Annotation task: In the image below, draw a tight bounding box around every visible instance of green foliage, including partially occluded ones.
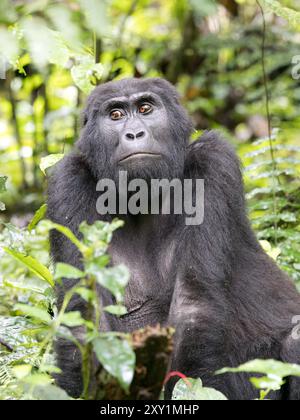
[40,155,64,175]
[0,218,134,400]
[172,378,228,400]
[218,359,300,400]
[243,130,300,287]
[262,0,300,29]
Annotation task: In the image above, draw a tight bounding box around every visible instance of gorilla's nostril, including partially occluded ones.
[136,131,145,139]
[125,132,135,140]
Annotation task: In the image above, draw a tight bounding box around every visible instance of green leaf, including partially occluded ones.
[40,154,64,175]
[78,0,111,37]
[21,17,71,69]
[30,384,73,400]
[217,359,300,378]
[250,376,284,392]
[54,263,85,280]
[28,204,48,231]
[39,221,88,255]
[75,287,96,302]
[0,28,19,64]
[2,247,54,287]
[60,311,86,328]
[104,305,128,316]
[71,55,103,94]
[172,378,228,400]
[14,304,52,324]
[93,335,135,392]
[80,219,123,254]
[89,264,130,303]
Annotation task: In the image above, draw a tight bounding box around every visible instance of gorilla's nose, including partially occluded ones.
[125,130,146,141]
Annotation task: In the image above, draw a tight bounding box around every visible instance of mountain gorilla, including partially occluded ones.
[47,78,300,400]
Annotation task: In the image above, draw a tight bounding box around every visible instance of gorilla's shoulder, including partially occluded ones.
[48,151,94,188]
[185,130,241,177]
[47,151,96,216]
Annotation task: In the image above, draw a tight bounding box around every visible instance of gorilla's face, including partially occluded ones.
[78,78,193,183]
[99,90,173,181]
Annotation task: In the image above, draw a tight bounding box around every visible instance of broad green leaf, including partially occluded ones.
[28,204,48,231]
[23,373,52,386]
[250,376,284,392]
[78,0,111,37]
[21,17,70,69]
[89,264,130,303]
[60,311,86,328]
[54,263,85,280]
[104,305,128,316]
[14,304,52,324]
[3,247,54,287]
[75,287,96,302]
[80,220,123,254]
[172,378,228,400]
[39,221,88,255]
[217,359,300,385]
[0,28,19,64]
[12,365,32,380]
[31,384,73,400]
[71,55,103,94]
[93,335,135,392]
[47,30,71,67]
[40,154,64,175]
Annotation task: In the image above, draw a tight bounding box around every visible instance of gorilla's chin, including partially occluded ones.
[116,155,184,184]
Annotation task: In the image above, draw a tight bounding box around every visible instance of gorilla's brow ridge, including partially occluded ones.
[102,91,161,111]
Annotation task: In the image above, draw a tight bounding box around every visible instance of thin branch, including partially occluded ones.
[256,0,279,243]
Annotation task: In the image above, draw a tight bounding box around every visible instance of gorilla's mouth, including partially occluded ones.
[119,152,162,163]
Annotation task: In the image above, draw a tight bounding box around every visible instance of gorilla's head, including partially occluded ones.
[77,78,193,183]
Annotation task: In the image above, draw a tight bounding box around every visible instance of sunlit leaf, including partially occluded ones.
[78,0,111,37]
[40,154,64,175]
[54,263,85,280]
[28,204,48,232]
[172,378,228,400]
[93,335,135,392]
[104,305,127,316]
[60,311,85,328]
[71,55,103,94]
[14,304,52,324]
[2,247,54,287]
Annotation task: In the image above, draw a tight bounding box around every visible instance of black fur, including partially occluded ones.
[47,78,300,400]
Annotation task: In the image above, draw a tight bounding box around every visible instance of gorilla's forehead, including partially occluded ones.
[87,78,180,107]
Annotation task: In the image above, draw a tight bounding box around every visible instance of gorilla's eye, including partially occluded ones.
[110,110,124,120]
[139,104,152,115]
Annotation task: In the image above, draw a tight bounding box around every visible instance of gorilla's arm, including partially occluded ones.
[47,152,98,397]
[168,131,300,400]
[168,132,254,397]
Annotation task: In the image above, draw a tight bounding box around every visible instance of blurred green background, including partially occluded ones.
[0,0,300,284]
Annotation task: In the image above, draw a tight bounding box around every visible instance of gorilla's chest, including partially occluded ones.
[103,238,175,332]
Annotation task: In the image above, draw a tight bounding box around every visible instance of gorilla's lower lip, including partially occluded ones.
[119,153,161,163]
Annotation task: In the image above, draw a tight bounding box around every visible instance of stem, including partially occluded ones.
[256,0,279,244]
[6,72,28,190]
